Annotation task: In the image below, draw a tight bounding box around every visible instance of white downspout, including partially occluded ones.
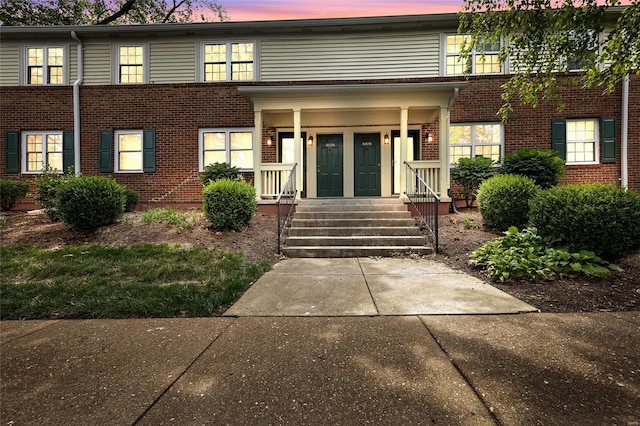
[621,75,629,189]
[71,31,83,174]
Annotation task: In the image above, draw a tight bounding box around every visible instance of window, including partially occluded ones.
[22,131,62,172]
[202,42,254,81]
[552,118,607,164]
[118,45,145,83]
[115,131,144,171]
[450,123,503,165]
[566,119,597,163]
[200,129,254,170]
[445,35,501,76]
[278,132,306,164]
[566,30,598,71]
[26,47,64,85]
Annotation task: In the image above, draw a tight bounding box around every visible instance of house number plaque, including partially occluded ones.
[362,142,372,146]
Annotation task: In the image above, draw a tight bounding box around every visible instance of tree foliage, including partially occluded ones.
[459,0,640,120]
[0,0,227,26]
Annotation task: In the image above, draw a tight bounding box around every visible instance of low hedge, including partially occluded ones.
[203,178,256,231]
[0,179,29,211]
[477,174,540,231]
[529,184,640,260]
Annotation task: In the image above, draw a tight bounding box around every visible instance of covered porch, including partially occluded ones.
[239,82,466,203]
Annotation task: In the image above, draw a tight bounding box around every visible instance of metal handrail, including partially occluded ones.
[404,161,440,253]
[275,163,297,254]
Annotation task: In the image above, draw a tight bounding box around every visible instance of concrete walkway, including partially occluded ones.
[225,257,537,316]
[1,258,639,425]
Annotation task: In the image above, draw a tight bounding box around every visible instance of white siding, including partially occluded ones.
[68,44,77,83]
[261,33,440,81]
[83,43,111,85]
[149,41,196,83]
[0,43,20,86]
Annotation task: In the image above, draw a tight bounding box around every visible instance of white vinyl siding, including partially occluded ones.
[260,33,439,81]
[0,43,20,86]
[149,41,196,83]
[84,43,112,85]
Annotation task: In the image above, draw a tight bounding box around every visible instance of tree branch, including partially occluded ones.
[95,0,138,25]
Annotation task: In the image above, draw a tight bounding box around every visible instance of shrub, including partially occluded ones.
[477,174,540,231]
[203,178,256,231]
[123,188,139,212]
[56,176,125,230]
[501,148,565,189]
[0,180,29,211]
[470,227,619,282]
[450,156,496,207]
[33,166,76,221]
[529,184,640,260]
[200,162,240,186]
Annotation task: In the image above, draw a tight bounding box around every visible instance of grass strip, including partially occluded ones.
[0,244,270,319]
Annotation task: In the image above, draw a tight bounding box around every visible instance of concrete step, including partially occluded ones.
[281,246,433,258]
[296,203,407,212]
[294,211,411,220]
[285,236,427,247]
[288,226,422,237]
[290,218,416,227]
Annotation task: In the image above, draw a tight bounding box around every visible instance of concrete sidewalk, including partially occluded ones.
[1,258,639,424]
[2,314,638,425]
[225,258,537,316]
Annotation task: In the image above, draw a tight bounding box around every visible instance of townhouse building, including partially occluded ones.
[1,11,637,210]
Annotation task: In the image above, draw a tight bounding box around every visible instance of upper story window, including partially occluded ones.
[445,35,501,76]
[450,123,503,165]
[22,131,63,173]
[26,47,65,85]
[566,30,598,71]
[199,129,254,170]
[118,45,145,83]
[202,42,254,82]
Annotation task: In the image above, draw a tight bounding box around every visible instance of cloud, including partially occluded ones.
[226,0,464,21]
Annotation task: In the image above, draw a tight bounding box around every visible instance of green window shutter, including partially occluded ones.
[143,130,156,172]
[99,130,113,173]
[5,131,19,174]
[601,117,616,163]
[62,131,75,172]
[551,119,567,161]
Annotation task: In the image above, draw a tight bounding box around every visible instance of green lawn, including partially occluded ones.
[0,244,270,319]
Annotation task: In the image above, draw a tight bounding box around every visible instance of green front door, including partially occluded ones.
[317,134,343,197]
[354,133,381,197]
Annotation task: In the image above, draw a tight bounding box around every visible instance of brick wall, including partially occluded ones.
[2,75,638,205]
[450,75,628,188]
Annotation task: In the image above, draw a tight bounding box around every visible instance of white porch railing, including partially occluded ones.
[261,163,296,199]
[405,160,442,196]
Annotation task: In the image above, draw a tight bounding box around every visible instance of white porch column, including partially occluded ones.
[253,109,263,201]
[439,106,450,200]
[293,108,302,194]
[399,107,409,196]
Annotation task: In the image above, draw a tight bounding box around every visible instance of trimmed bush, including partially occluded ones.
[123,188,139,212]
[200,162,240,186]
[501,148,565,189]
[450,156,496,207]
[529,184,640,260]
[33,167,76,221]
[0,180,29,211]
[477,174,540,231]
[56,176,125,230]
[203,178,256,231]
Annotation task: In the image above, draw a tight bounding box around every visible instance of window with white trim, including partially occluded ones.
[115,130,143,172]
[566,119,598,164]
[566,30,598,71]
[26,47,65,85]
[199,129,254,170]
[445,35,501,76]
[117,45,145,83]
[22,131,63,173]
[202,42,254,81]
[450,123,503,164]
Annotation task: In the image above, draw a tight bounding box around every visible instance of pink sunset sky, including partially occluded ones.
[224,0,466,21]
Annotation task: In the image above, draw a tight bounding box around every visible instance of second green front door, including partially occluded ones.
[354,133,381,197]
[317,134,344,197]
